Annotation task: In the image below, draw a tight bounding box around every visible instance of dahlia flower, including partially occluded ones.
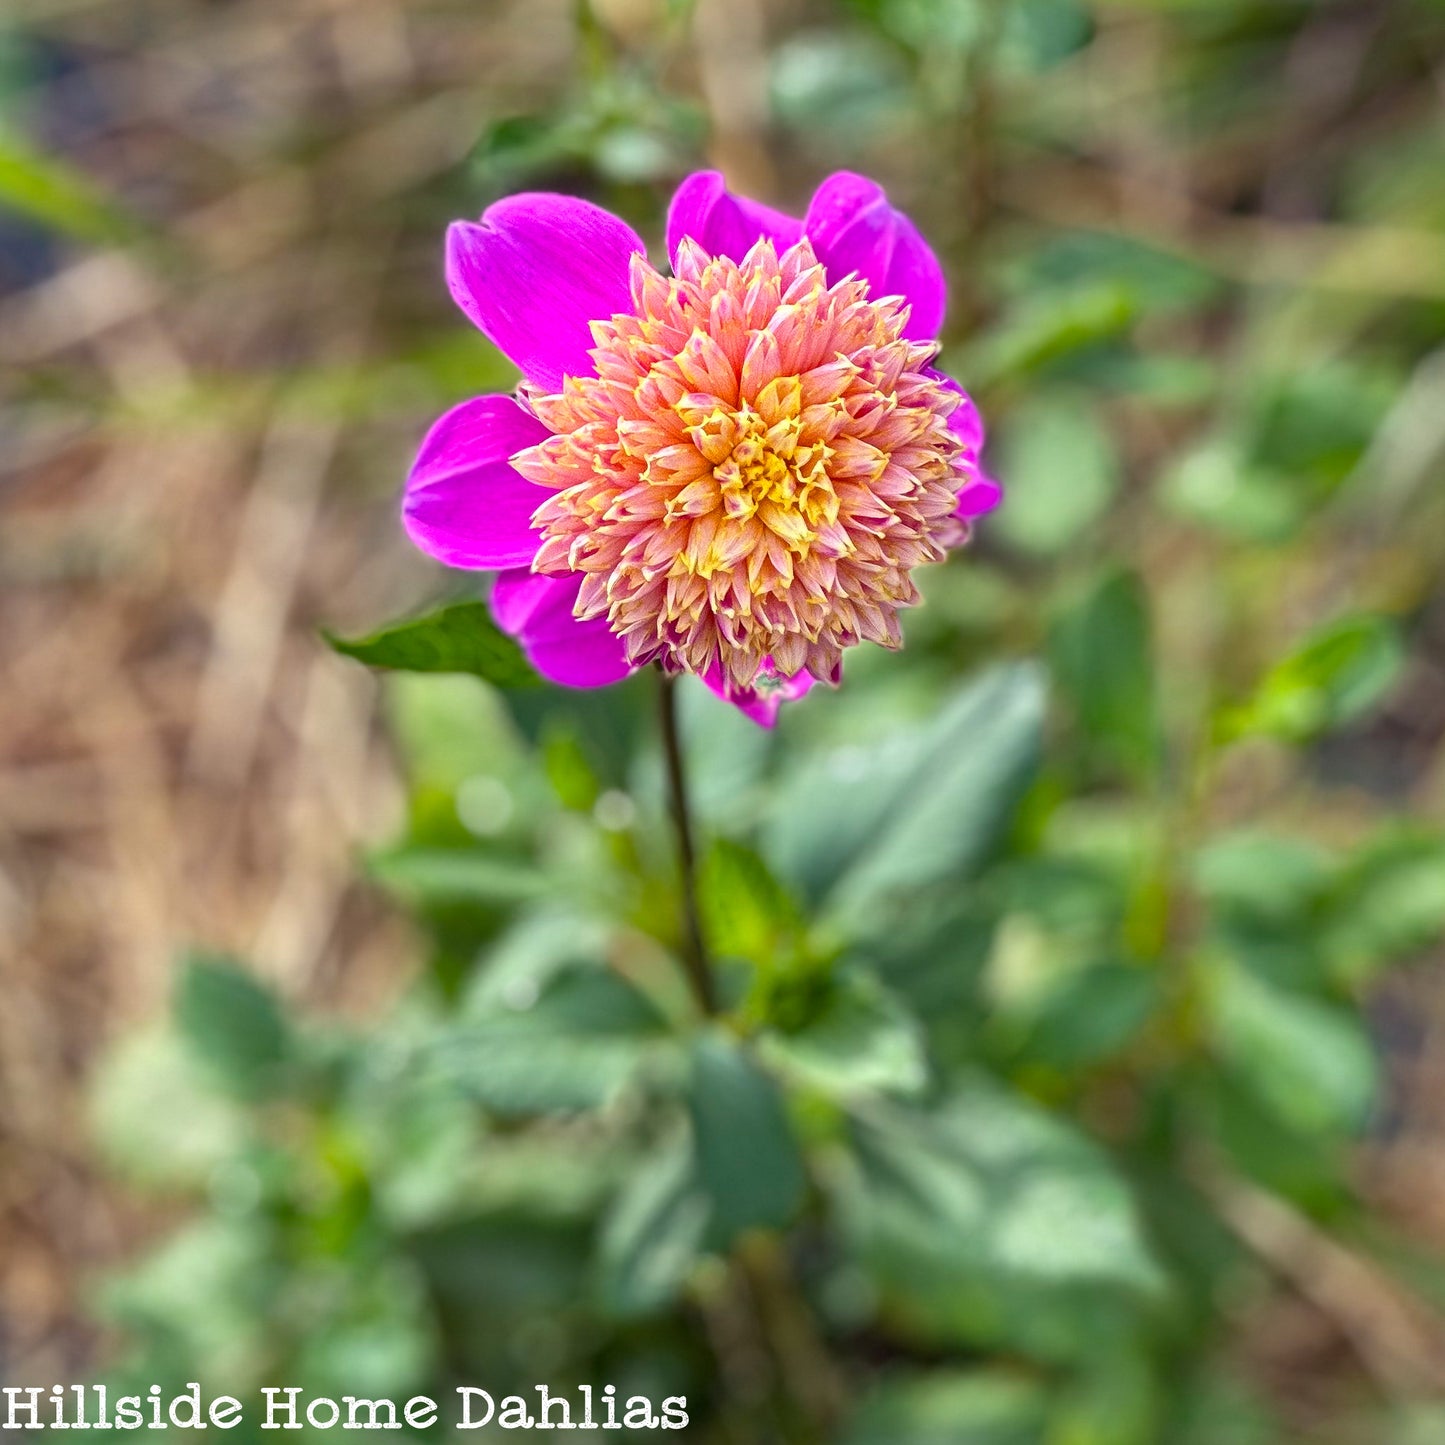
[403,170,999,726]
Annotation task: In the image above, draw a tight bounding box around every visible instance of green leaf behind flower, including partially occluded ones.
[1050,567,1160,784]
[325,601,539,688]
[764,664,1046,929]
[594,1134,709,1318]
[761,968,929,1099]
[688,1031,808,1245]
[174,955,291,1100]
[432,965,673,1117]
[841,1079,1166,1361]
[1204,962,1377,1137]
[842,1369,1049,1445]
[1222,613,1403,744]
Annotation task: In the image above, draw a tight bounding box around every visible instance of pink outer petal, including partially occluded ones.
[666,171,804,268]
[491,570,635,689]
[955,477,1004,521]
[803,172,946,342]
[403,395,552,569]
[929,368,1002,523]
[930,368,984,455]
[703,661,816,728]
[490,569,555,636]
[446,194,646,393]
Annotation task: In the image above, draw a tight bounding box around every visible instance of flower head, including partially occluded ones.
[403,171,999,724]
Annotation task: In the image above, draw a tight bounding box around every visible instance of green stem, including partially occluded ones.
[657,675,841,1432]
[657,670,717,1015]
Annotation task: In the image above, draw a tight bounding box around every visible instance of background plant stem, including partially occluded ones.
[658,669,717,1015]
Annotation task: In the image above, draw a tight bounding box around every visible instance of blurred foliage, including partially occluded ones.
[6,0,1444,1438]
[0,125,148,246]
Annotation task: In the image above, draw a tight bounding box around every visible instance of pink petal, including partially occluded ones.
[702,661,816,728]
[930,368,985,455]
[803,172,946,342]
[491,570,634,689]
[403,395,552,569]
[666,171,803,267]
[929,368,1001,522]
[446,194,646,393]
[955,477,1004,521]
[490,568,554,635]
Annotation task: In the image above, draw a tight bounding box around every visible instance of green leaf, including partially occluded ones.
[688,1032,807,1245]
[965,287,1138,389]
[679,675,775,827]
[1049,568,1159,783]
[97,1216,273,1365]
[761,969,928,1098]
[326,601,538,688]
[1002,961,1159,1071]
[409,1212,593,1349]
[1171,1369,1280,1445]
[594,1135,709,1318]
[842,1081,1165,1361]
[291,1264,435,1405]
[1049,1351,1160,1445]
[858,0,986,52]
[999,0,1094,71]
[697,838,804,966]
[770,30,912,137]
[367,846,551,907]
[1021,231,1220,315]
[470,112,583,191]
[90,1030,245,1189]
[1206,963,1377,1136]
[1224,614,1404,744]
[1198,1071,1349,1209]
[435,965,672,1116]
[0,127,147,244]
[1249,363,1393,493]
[764,665,1045,927]
[387,673,526,793]
[174,956,290,1099]
[1161,439,1304,544]
[1324,836,1445,983]
[861,892,997,1061]
[1191,832,1333,927]
[993,395,1121,554]
[842,1370,1049,1445]
[461,910,616,1013]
